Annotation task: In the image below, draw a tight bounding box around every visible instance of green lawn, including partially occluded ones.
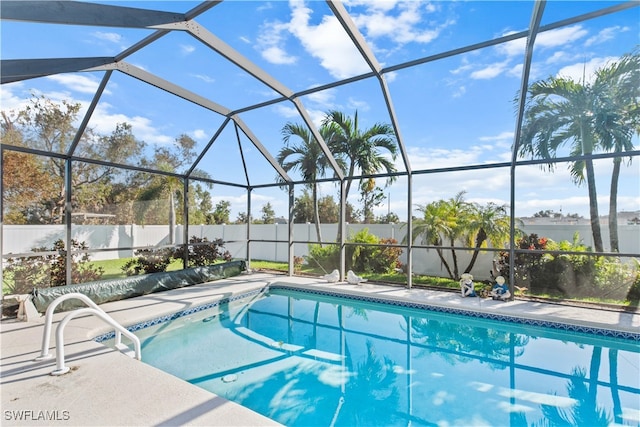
[93,257,183,280]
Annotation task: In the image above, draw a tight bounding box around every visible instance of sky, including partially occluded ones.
[1,0,639,222]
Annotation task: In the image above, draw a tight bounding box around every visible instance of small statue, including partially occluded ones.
[347,270,367,285]
[322,269,340,283]
[459,273,476,297]
[490,276,511,301]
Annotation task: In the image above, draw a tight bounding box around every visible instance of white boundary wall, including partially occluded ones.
[3,223,639,281]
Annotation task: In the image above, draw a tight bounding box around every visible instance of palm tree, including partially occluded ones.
[592,52,639,252]
[519,53,639,253]
[322,110,398,208]
[463,202,516,275]
[135,134,208,245]
[519,78,603,252]
[277,123,337,244]
[409,191,472,279]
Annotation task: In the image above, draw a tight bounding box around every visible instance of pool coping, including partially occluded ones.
[95,281,639,344]
[2,272,639,426]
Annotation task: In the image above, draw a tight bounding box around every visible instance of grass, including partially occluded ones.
[251,260,460,289]
[93,258,183,280]
[250,260,289,272]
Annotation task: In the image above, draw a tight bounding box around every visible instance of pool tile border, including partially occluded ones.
[94,288,265,342]
[277,285,640,342]
[94,283,639,343]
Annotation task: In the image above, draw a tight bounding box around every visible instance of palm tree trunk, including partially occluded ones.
[312,184,323,246]
[585,158,604,252]
[450,238,459,279]
[435,247,455,279]
[464,230,487,274]
[336,163,356,245]
[608,158,621,252]
[169,191,175,245]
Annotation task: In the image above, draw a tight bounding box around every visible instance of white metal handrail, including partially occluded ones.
[34,293,141,375]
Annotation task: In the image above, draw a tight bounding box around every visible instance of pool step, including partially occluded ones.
[115,343,136,359]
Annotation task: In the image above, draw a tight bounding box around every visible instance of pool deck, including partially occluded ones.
[2,272,639,426]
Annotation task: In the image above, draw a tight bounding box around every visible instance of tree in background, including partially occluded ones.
[259,202,276,224]
[1,150,56,224]
[323,110,398,207]
[375,212,400,224]
[518,51,639,253]
[211,200,231,224]
[24,98,147,223]
[359,181,385,223]
[462,201,515,274]
[408,193,518,280]
[318,195,340,223]
[0,112,56,224]
[234,212,249,224]
[292,189,316,223]
[595,52,639,252]
[409,191,472,279]
[277,122,340,243]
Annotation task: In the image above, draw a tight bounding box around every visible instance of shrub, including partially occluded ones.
[626,260,640,303]
[495,232,638,301]
[172,236,232,268]
[307,229,403,274]
[122,236,232,275]
[3,239,104,291]
[307,244,340,272]
[122,247,174,276]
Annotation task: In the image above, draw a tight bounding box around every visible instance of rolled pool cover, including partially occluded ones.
[31,260,246,313]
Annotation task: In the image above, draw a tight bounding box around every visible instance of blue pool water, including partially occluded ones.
[121,287,640,426]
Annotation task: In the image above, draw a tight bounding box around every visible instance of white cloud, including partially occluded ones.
[257,19,298,65]
[262,46,297,65]
[46,74,107,95]
[556,56,618,84]
[272,103,299,119]
[495,31,526,57]
[347,97,370,112]
[585,25,629,47]
[180,44,196,55]
[89,103,173,145]
[304,88,336,108]
[479,131,513,144]
[191,74,215,84]
[536,25,588,49]
[405,146,483,171]
[352,2,451,45]
[497,26,588,58]
[256,2,274,12]
[507,62,523,78]
[0,83,30,113]
[191,129,208,140]
[256,1,450,80]
[452,85,466,98]
[92,31,122,44]
[384,71,398,82]
[450,61,473,75]
[546,51,570,64]
[288,1,369,79]
[470,61,508,80]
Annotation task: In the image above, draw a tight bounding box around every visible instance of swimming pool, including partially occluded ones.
[101,285,640,426]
